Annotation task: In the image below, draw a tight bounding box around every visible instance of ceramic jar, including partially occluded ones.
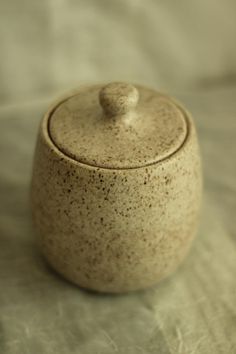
[31,82,202,293]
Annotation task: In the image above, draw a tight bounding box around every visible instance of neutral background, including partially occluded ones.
[1,0,236,104]
[0,1,236,353]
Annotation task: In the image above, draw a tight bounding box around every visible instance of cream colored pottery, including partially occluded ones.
[31,82,202,293]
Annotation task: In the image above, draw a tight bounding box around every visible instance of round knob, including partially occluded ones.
[99,82,139,117]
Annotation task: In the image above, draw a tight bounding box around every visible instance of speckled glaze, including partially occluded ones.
[49,83,187,169]
[31,82,202,293]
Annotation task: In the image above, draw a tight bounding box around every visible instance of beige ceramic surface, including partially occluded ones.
[31,82,202,293]
[49,83,187,169]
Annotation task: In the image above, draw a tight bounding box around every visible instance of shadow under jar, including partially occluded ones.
[31,82,202,293]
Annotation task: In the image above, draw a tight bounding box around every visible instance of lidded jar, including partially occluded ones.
[31,82,202,293]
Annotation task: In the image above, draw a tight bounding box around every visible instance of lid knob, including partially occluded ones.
[99,82,139,118]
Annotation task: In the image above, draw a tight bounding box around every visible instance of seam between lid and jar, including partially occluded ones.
[45,93,190,171]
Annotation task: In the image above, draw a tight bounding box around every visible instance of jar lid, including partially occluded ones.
[49,82,188,169]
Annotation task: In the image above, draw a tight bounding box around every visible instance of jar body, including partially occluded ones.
[31,105,201,293]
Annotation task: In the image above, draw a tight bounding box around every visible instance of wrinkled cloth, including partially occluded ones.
[0,87,235,354]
